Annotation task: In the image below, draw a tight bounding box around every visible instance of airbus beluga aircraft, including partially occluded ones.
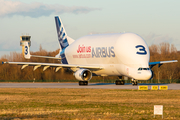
[2,16,178,86]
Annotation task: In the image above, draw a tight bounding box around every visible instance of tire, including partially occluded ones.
[121,80,125,85]
[79,81,88,86]
[84,81,88,85]
[115,80,121,85]
[79,81,83,86]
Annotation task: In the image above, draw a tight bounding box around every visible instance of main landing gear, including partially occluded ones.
[131,79,138,86]
[115,76,125,85]
[115,80,125,85]
[79,81,88,86]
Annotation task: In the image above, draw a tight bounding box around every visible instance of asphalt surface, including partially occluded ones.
[0,83,179,89]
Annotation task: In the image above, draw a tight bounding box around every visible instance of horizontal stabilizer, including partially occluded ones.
[149,60,178,68]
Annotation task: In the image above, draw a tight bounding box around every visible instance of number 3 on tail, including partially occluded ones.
[25,46,28,55]
[136,45,147,55]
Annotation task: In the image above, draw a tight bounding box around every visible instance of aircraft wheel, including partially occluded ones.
[79,81,85,86]
[79,81,82,85]
[115,80,122,85]
[121,80,125,85]
[135,81,138,85]
[132,80,138,86]
[115,80,120,85]
[84,81,88,85]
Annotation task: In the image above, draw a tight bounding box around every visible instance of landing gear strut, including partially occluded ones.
[115,76,125,85]
[79,81,88,86]
[131,79,138,86]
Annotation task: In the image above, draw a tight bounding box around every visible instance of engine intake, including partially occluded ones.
[74,69,92,81]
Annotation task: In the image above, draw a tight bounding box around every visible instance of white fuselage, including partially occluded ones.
[64,33,152,80]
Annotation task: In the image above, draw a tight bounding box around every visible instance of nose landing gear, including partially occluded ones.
[131,79,138,86]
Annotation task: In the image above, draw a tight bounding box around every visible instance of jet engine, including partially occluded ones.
[74,69,92,81]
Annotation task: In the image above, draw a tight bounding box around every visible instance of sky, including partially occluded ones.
[0,0,180,57]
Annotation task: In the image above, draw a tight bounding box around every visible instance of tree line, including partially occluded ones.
[149,43,180,83]
[0,43,179,83]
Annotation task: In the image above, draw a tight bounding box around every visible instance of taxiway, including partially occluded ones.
[0,83,179,89]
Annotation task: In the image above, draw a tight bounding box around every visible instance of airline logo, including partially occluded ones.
[73,45,115,58]
[92,47,115,58]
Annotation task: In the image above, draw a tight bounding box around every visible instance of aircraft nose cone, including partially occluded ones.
[146,70,152,80]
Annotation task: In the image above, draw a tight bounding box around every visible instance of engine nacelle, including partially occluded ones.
[74,69,92,81]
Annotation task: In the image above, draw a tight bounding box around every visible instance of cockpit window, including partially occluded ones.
[138,68,150,71]
[138,68,142,70]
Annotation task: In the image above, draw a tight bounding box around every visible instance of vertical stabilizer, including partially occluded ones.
[55,16,69,49]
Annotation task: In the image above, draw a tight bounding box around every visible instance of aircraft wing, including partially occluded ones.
[149,60,178,68]
[2,61,103,72]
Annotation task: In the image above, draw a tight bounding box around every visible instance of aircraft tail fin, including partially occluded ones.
[55,16,69,49]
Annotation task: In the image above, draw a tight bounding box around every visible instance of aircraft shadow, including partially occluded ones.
[88,83,115,86]
[137,83,168,85]
[88,83,169,86]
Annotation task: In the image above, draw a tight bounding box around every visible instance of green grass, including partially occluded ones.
[0,88,179,119]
